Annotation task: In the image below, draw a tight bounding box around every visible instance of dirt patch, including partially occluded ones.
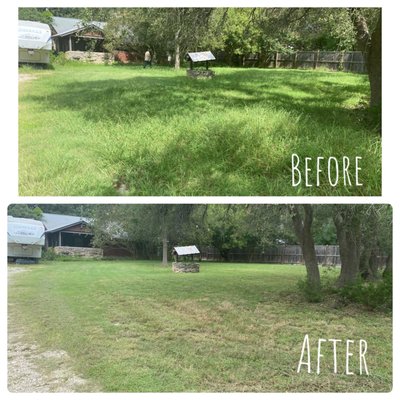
[19,74,37,83]
[8,267,100,392]
[8,331,94,392]
[8,266,33,275]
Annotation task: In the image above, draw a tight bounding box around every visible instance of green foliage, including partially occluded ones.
[19,8,53,24]
[338,275,392,311]
[50,52,68,65]
[41,248,93,262]
[41,248,57,260]
[8,204,43,220]
[297,266,393,312]
[297,278,322,303]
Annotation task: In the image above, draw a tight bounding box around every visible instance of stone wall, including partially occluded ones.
[65,51,113,64]
[53,246,103,259]
[172,262,200,273]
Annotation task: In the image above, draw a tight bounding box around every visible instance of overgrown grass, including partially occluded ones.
[19,64,381,195]
[8,261,391,392]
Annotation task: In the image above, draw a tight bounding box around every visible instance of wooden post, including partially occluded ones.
[340,51,345,71]
[325,245,328,266]
[292,51,298,69]
[206,60,209,70]
[313,50,319,69]
[69,36,72,51]
[350,51,355,72]
[275,52,279,68]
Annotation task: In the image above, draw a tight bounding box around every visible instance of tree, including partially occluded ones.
[104,8,214,68]
[8,204,43,220]
[288,205,321,290]
[205,205,251,261]
[333,204,392,287]
[333,205,365,287]
[19,8,53,24]
[349,8,381,109]
[38,204,96,217]
[92,204,199,265]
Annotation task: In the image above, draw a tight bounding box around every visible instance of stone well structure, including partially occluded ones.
[172,262,200,273]
[186,69,215,79]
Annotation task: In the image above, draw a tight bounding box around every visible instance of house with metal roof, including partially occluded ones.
[50,16,106,53]
[41,213,94,248]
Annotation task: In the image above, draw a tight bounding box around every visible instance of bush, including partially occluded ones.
[50,52,68,65]
[41,247,57,260]
[41,248,91,262]
[338,274,392,311]
[297,278,322,303]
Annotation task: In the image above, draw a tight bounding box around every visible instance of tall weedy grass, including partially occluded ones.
[19,64,381,195]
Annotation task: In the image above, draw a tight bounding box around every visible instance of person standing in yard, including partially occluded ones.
[144,49,152,68]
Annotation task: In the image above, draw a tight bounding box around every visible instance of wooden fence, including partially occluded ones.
[243,51,367,73]
[199,245,387,267]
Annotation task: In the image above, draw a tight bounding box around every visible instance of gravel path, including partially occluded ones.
[8,266,98,392]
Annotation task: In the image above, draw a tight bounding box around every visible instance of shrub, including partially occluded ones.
[50,52,68,65]
[297,278,322,303]
[41,248,90,262]
[41,247,57,260]
[338,274,392,311]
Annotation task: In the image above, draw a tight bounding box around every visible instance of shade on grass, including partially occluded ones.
[19,64,381,195]
[8,260,391,392]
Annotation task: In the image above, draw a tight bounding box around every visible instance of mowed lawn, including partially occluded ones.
[19,64,381,196]
[8,260,391,392]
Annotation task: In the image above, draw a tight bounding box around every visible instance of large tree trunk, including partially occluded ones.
[333,207,362,287]
[161,211,169,266]
[383,252,392,278]
[359,209,379,281]
[350,9,381,109]
[162,234,168,266]
[289,205,321,289]
[174,42,181,69]
[359,247,379,281]
[174,18,181,69]
[367,10,381,108]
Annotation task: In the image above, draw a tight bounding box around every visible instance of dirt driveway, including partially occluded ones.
[8,266,99,392]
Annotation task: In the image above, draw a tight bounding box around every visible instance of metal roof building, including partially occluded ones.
[51,17,106,37]
[41,213,93,248]
[41,213,91,233]
[50,16,106,53]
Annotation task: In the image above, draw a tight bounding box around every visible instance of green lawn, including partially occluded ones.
[19,64,381,196]
[8,260,391,392]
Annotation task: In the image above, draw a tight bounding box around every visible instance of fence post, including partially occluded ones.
[339,51,345,71]
[349,51,355,72]
[313,50,320,69]
[325,245,328,266]
[292,51,297,69]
